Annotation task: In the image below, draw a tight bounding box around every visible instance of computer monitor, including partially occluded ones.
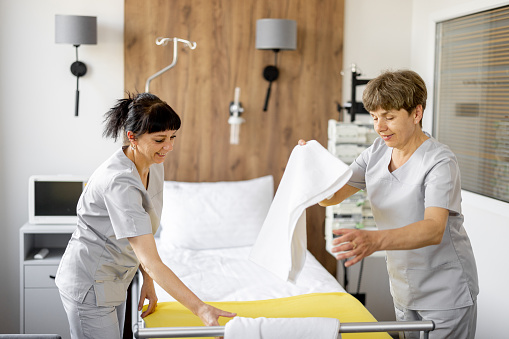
[28,175,88,224]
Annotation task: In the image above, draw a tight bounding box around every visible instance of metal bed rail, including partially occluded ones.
[133,321,435,338]
[131,271,435,338]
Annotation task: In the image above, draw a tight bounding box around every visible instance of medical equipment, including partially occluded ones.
[228,87,245,145]
[325,119,379,296]
[145,37,197,93]
[336,64,372,122]
[28,175,88,225]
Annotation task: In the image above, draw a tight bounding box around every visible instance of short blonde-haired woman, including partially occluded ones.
[300,70,478,339]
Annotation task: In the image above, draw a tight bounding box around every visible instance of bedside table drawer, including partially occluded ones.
[25,265,58,288]
[25,288,69,336]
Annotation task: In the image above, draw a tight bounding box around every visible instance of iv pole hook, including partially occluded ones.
[145,37,197,93]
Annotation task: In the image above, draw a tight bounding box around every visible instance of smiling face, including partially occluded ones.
[370,106,423,150]
[130,129,177,167]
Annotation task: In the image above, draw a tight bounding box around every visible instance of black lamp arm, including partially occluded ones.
[70,45,87,116]
[263,81,273,112]
[75,73,80,117]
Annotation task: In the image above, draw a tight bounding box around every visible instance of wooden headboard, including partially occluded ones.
[125,0,344,275]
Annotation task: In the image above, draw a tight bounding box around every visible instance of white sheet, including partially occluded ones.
[152,238,345,303]
[249,140,352,282]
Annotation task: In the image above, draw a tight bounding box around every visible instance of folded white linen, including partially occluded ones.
[224,317,340,339]
[249,140,352,282]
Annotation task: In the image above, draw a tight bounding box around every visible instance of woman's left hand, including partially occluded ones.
[197,303,236,327]
[332,228,380,267]
[139,279,158,318]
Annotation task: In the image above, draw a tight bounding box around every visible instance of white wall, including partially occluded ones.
[0,0,124,334]
[410,1,509,336]
[342,0,413,122]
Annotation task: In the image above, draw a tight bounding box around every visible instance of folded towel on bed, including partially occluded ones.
[224,316,340,339]
[249,140,352,282]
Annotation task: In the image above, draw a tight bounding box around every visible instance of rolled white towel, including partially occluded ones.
[224,317,340,339]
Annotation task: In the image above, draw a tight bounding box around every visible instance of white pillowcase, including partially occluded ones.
[159,175,274,250]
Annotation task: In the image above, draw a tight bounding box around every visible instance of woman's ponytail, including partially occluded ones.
[103,93,133,141]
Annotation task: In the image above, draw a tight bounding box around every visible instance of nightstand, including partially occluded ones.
[19,223,75,339]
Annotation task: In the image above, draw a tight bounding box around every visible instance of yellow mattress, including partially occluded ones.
[143,292,392,339]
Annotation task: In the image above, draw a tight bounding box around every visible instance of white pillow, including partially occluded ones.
[159,175,274,250]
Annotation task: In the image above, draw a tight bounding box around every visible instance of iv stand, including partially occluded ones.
[145,37,197,93]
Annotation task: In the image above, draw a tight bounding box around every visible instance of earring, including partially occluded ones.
[131,144,136,150]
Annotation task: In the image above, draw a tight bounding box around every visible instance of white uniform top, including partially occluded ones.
[348,134,479,310]
[56,147,164,306]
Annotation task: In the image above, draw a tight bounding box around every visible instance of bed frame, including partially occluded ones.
[130,274,435,339]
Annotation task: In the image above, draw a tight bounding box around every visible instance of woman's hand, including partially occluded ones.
[332,207,449,266]
[299,139,332,205]
[197,303,236,326]
[332,228,380,267]
[129,234,235,332]
[139,278,158,318]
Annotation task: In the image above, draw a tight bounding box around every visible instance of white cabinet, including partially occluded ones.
[19,223,75,339]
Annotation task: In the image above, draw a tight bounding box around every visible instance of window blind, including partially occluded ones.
[434,5,509,203]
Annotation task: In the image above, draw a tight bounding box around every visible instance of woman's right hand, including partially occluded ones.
[298,138,331,205]
[197,303,236,327]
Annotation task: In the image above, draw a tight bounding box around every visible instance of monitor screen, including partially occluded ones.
[34,181,83,216]
[28,175,88,224]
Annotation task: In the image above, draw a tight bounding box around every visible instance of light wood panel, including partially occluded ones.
[125,0,344,275]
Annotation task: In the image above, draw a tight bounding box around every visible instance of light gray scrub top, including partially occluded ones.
[56,147,163,307]
[348,134,479,310]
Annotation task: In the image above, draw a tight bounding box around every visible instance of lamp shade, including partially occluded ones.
[256,19,297,50]
[55,15,97,45]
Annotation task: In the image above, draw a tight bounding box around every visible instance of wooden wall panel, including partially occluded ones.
[125,0,344,275]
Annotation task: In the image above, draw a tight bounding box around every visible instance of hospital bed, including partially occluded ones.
[131,176,434,338]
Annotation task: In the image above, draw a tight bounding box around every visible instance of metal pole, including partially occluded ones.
[137,326,226,338]
[135,320,435,338]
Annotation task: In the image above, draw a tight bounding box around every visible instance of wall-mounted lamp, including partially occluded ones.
[55,14,97,117]
[256,19,297,111]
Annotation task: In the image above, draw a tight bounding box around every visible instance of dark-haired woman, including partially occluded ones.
[56,93,235,339]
